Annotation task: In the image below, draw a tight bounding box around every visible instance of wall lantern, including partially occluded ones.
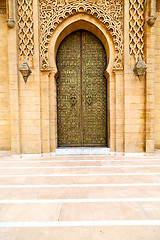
[133,55,147,81]
[19,59,32,83]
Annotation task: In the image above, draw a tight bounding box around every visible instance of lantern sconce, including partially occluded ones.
[133,55,147,81]
[19,59,32,83]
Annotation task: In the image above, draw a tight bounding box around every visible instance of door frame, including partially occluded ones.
[56,29,108,147]
[47,13,116,152]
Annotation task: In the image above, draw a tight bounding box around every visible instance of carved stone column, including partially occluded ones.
[8,0,20,154]
[41,68,58,154]
[124,0,129,153]
[108,71,116,153]
[145,0,156,153]
[49,69,58,153]
[114,70,124,153]
[6,0,15,28]
[40,71,51,154]
[148,0,157,26]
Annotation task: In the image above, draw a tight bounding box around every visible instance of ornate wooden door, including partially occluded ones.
[56,30,107,147]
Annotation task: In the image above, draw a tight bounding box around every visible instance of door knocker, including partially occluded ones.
[70,94,77,106]
[86,95,93,105]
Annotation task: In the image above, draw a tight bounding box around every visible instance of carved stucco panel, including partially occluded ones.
[129,0,145,60]
[156,0,160,12]
[39,0,124,70]
[17,0,34,63]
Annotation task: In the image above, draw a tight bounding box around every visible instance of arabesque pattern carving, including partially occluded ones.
[157,0,160,12]
[17,0,34,61]
[39,0,123,70]
[129,0,145,60]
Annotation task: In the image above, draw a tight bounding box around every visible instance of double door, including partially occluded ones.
[56,30,107,147]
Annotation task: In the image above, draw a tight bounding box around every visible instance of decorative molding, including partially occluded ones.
[129,0,145,60]
[0,8,6,14]
[17,0,34,62]
[39,0,124,71]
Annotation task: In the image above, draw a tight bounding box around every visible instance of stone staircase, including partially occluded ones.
[0,154,160,239]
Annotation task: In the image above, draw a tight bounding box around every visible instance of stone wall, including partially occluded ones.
[19,71,41,154]
[155,11,160,149]
[0,13,11,151]
[0,0,159,155]
[18,0,41,154]
[123,0,145,153]
[124,60,145,153]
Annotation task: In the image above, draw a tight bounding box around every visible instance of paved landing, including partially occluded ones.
[0,154,160,239]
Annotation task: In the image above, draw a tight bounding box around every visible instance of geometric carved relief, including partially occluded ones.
[129,0,145,60]
[39,0,124,70]
[156,0,160,12]
[17,0,34,62]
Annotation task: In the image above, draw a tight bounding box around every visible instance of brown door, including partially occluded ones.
[56,30,107,147]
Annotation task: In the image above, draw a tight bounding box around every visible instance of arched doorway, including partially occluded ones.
[56,30,107,147]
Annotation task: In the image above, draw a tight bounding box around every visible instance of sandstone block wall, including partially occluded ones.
[155,12,160,149]
[0,13,11,151]
[19,73,41,154]
[124,65,145,153]
[0,1,159,154]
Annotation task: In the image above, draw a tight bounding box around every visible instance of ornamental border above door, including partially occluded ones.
[39,0,123,71]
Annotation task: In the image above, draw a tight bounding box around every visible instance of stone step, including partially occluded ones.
[0,160,160,167]
[0,224,160,240]
[0,174,159,185]
[56,147,110,155]
[0,155,160,239]
[0,201,160,222]
[0,165,160,175]
[0,154,159,162]
[0,185,160,200]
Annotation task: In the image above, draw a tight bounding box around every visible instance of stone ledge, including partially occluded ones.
[56,147,110,155]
